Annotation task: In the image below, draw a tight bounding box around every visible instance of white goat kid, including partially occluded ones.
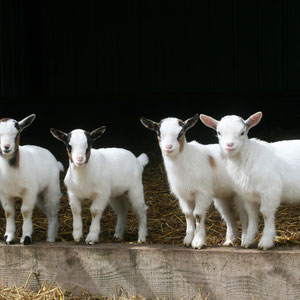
[50,127,148,244]
[200,112,300,250]
[141,114,246,249]
[0,114,63,245]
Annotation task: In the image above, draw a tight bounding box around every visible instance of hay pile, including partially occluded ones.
[0,154,299,246]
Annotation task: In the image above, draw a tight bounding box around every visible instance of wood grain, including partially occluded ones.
[0,243,299,299]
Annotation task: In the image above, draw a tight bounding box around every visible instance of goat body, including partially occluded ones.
[0,115,62,245]
[141,115,246,249]
[200,112,300,249]
[51,128,148,244]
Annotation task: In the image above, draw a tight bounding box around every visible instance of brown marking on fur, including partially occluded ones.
[13,134,20,168]
[7,149,20,168]
[0,118,12,123]
[208,155,216,169]
[15,133,20,148]
[15,151,20,168]
[177,119,186,153]
[86,148,91,163]
[67,148,73,162]
[194,214,201,223]
[5,211,11,218]
[21,188,27,197]
[178,134,185,152]
[22,211,30,219]
[91,209,102,218]
[72,208,80,216]
[178,119,184,127]
[91,211,98,218]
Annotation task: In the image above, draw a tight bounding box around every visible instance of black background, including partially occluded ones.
[1,1,300,163]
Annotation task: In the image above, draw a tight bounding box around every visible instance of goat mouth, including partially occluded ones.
[74,161,85,166]
[164,149,175,154]
[224,147,235,152]
[224,148,236,154]
[1,149,12,155]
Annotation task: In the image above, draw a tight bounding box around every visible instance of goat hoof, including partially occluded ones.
[4,234,13,244]
[23,236,32,245]
[223,239,235,246]
[4,235,10,244]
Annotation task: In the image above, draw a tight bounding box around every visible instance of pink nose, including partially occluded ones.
[165,145,173,150]
[76,156,84,162]
[226,142,234,148]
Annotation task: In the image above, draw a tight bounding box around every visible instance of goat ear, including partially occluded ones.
[90,126,106,141]
[183,114,199,132]
[199,114,219,130]
[18,114,36,132]
[245,112,262,130]
[140,117,159,132]
[50,128,68,143]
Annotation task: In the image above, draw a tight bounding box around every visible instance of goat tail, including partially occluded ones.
[137,153,149,169]
[57,161,64,172]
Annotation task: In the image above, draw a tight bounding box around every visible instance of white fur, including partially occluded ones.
[63,129,148,244]
[145,117,247,249]
[203,112,300,250]
[0,119,62,244]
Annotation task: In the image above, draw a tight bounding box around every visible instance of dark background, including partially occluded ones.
[1,0,300,163]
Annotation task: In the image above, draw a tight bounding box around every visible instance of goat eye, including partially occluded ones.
[240,131,245,136]
[217,131,221,136]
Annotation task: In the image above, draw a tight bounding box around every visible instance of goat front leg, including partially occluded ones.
[69,192,83,242]
[191,194,212,249]
[179,198,195,247]
[1,197,16,244]
[213,196,238,246]
[20,193,36,245]
[258,195,280,250]
[233,194,248,246]
[242,201,259,248]
[86,196,109,245]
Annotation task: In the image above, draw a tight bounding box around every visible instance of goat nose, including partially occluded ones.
[165,145,173,150]
[76,156,84,162]
[226,142,234,148]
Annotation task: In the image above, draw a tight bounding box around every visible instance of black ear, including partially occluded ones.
[18,114,36,132]
[140,117,159,132]
[90,126,106,141]
[50,128,68,144]
[183,114,199,132]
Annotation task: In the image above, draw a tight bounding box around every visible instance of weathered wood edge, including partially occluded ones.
[0,242,299,300]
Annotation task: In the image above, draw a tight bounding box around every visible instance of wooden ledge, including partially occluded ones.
[0,242,299,299]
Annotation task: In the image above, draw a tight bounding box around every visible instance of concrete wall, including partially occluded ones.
[0,242,299,300]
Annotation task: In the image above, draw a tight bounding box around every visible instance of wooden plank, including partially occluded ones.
[0,243,299,299]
